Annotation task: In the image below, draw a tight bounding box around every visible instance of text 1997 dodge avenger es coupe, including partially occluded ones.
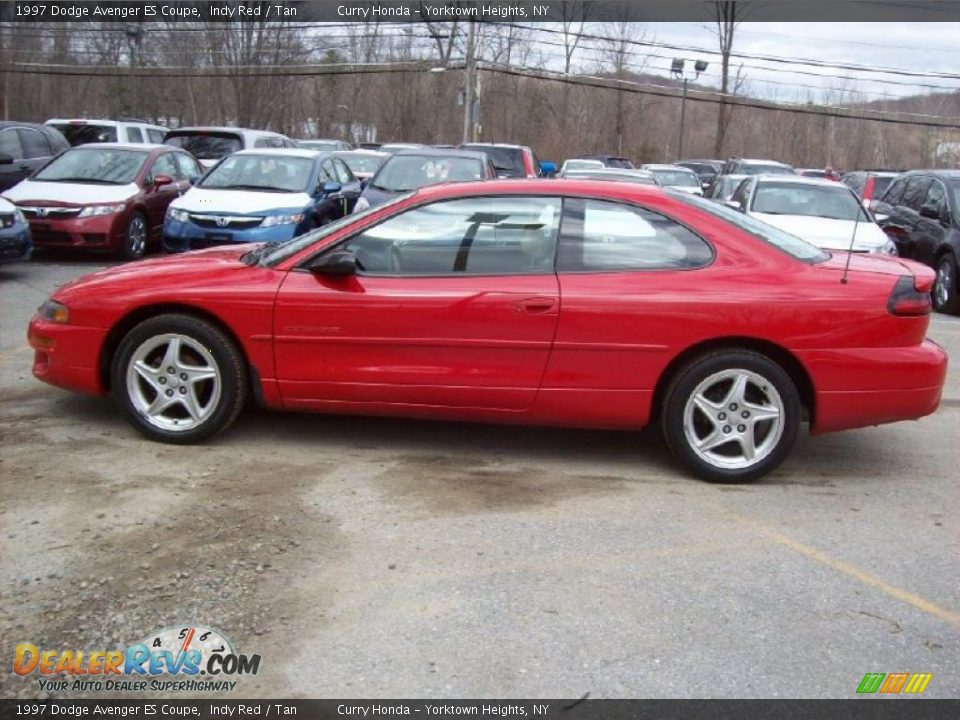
[27,180,947,482]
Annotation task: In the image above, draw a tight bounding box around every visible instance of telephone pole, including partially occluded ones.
[462,20,476,144]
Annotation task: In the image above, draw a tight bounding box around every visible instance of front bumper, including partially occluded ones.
[163,219,299,253]
[24,214,124,252]
[799,339,948,434]
[0,227,32,264]
[28,316,108,396]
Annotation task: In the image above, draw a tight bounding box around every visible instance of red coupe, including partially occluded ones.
[27,180,947,482]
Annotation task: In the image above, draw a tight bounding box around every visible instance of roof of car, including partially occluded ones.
[333,149,387,157]
[64,142,166,152]
[736,158,793,166]
[751,175,849,188]
[46,118,166,129]
[233,148,324,159]
[644,164,697,172]
[899,169,960,178]
[164,127,286,138]
[461,143,527,149]
[391,148,492,161]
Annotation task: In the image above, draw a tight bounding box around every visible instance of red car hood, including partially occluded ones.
[55,245,261,299]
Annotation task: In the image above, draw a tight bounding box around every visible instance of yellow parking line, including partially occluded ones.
[717,504,960,629]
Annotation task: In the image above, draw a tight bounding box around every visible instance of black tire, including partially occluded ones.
[933,254,960,315]
[111,314,247,444]
[662,350,800,483]
[120,212,148,260]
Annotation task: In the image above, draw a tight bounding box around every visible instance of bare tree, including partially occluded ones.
[711,1,750,157]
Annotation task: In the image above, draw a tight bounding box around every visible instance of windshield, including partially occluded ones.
[651,170,699,187]
[339,153,385,175]
[164,132,242,160]
[258,192,414,267]
[752,182,869,221]
[462,145,524,177]
[34,147,147,184]
[670,190,829,263]
[199,154,314,193]
[370,155,484,192]
[742,164,794,176]
[49,123,118,146]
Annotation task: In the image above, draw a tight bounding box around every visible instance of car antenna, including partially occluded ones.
[840,203,861,285]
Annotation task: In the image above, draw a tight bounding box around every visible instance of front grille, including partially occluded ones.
[189,213,263,230]
[21,206,81,219]
[31,228,73,245]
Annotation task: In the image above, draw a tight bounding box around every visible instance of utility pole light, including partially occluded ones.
[672,57,708,161]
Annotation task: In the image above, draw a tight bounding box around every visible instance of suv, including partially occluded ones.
[873,170,960,314]
[0,121,70,192]
[721,158,795,176]
[163,127,297,169]
[460,143,542,178]
[46,118,167,146]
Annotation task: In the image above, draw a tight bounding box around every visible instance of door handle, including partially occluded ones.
[514,297,557,314]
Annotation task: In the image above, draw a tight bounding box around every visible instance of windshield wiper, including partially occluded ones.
[208,184,293,192]
[241,243,270,266]
[37,176,121,184]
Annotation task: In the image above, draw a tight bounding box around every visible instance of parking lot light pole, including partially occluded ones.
[462,20,477,144]
[671,58,708,161]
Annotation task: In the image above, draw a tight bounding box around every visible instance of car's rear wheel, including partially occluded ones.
[121,212,148,260]
[933,254,959,315]
[111,314,247,443]
[662,350,800,483]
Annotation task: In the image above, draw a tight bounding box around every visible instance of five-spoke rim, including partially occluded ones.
[128,216,146,256]
[935,261,952,308]
[125,333,221,432]
[683,369,785,470]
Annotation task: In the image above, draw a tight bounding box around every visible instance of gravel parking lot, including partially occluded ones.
[1,255,958,700]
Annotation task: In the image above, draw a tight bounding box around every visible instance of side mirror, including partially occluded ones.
[307,249,356,276]
[919,202,940,220]
[360,178,369,190]
[153,174,173,187]
[321,180,341,195]
[0,153,13,165]
[189,176,200,186]
[539,161,557,177]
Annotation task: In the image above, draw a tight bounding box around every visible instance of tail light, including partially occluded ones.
[863,175,875,200]
[887,276,931,316]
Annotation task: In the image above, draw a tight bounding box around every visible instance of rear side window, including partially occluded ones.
[558,199,713,271]
[901,176,933,211]
[924,180,946,212]
[18,128,51,158]
[126,127,144,143]
[146,129,165,143]
[0,129,24,159]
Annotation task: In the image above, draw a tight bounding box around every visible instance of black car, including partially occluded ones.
[872,169,960,314]
[720,157,795,176]
[576,154,635,169]
[677,159,724,190]
[841,170,901,206]
[0,122,70,192]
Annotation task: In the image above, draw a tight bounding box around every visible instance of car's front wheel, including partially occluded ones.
[933,254,959,315]
[662,350,800,483]
[120,212,148,260]
[111,314,247,443]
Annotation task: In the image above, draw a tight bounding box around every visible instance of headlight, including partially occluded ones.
[38,299,69,324]
[78,204,124,218]
[261,213,304,227]
[167,207,190,223]
[353,196,370,214]
[881,239,898,256]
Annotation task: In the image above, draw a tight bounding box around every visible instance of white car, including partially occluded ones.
[640,164,704,195]
[46,118,168,146]
[727,175,896,254]
[163,127,297,169]
[559,158,605,176]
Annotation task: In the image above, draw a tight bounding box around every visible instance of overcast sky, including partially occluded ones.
[620,22,960,104]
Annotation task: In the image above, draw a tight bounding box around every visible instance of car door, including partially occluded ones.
[0,128,30,192]
[273,195,562,410]
[141,153,182,235]
[913,179,949,267]
[541,197,715,426]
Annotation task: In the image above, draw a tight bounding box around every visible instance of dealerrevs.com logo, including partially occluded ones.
[857,672,933,695]
[14,625,261,693]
